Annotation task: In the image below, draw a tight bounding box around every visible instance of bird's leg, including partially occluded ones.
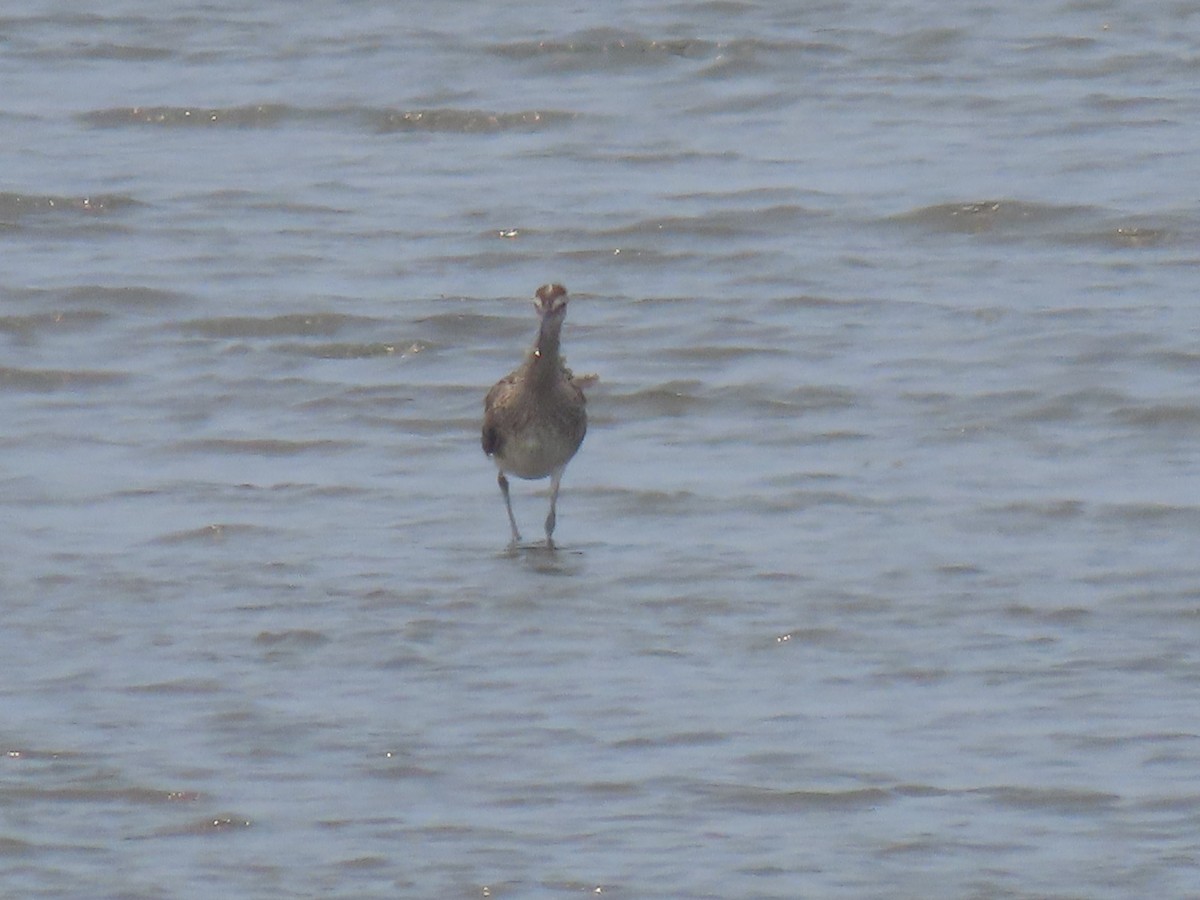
[499,473,521,546]
[544,467,564,549]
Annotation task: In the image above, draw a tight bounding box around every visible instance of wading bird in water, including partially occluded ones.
[482,284,589,549]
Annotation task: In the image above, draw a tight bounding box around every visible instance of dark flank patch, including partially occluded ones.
[482,424,502,456]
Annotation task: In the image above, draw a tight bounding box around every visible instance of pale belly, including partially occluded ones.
[493,424,583,480]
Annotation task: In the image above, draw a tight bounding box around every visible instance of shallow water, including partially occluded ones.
[3,1,1200,897]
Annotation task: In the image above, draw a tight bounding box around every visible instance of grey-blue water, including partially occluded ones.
[3,2,1200,897]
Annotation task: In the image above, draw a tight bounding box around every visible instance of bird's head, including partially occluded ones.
[533,283,569,319]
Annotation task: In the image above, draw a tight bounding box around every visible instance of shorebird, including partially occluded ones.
[482,283,588,549]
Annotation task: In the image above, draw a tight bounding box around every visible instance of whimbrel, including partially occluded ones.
[482,284,588,549]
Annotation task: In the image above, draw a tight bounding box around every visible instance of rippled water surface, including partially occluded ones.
[3,1,1200,897]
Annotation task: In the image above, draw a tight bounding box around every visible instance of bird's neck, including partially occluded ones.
[529,317,563,376]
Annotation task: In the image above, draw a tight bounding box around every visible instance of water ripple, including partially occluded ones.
[80,104,295,128]
[169,438,356,456]
[79,104,577,134]
[888,199,1095,235]
[0,366,127,392]
[369,108,575,134]
[0,191,140,221]
[178,312,380,339]
[699,783,893,813]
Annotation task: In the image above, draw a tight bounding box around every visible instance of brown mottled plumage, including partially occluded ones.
[482,283,588,548]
